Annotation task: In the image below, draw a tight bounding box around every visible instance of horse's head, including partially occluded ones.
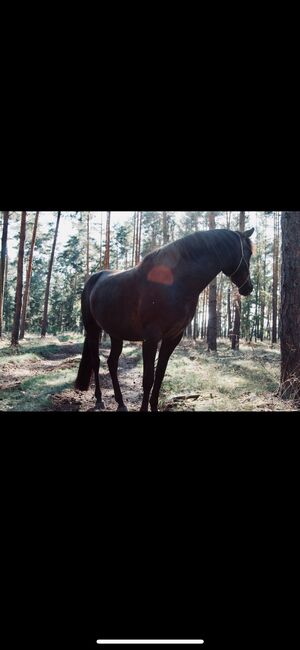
[226,228,255,296]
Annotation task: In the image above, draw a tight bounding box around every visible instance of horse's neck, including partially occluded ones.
[172,231,226,294]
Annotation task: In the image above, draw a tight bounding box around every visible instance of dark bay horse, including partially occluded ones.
[75,227,255,411]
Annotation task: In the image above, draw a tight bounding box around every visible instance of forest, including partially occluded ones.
[0,211,299,412]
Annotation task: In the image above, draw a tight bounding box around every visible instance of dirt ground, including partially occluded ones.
[0,335,298,412]
[0,337,145,412]
[51,342,145,412]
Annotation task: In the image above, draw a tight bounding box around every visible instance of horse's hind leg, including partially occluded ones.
[150,333,183,412]
[107,338,127,411]
[88,327,105,409]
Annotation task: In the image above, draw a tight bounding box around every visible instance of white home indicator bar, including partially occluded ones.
[97,641,204,645]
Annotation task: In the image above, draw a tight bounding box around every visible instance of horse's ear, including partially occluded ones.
[244,227,255,238]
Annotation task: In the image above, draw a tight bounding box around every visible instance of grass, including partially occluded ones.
[0,334,82,411]
[0,334,297,412]
[158,340,294,411]
[0,366,76,411]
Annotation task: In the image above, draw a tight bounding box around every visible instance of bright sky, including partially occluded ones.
[40,211,135,245]
[5,211,267,259]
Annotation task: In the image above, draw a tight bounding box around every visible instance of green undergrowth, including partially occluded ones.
[0,335,297,412]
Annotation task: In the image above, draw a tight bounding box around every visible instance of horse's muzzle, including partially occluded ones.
[239,281,253,297]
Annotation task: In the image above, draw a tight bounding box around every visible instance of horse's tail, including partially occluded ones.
[75,335,93,390]
[75,273,103,391]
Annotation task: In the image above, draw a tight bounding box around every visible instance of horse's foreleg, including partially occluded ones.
[140,340,158,412]
[150,333,183,412]
[107,338,127,411]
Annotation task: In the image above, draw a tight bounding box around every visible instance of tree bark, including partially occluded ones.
[207,212,217,351]
[132,212,136,267]
[103,211,111,269]
[259,245,267,341]
[137,211,143,262]
[217,275,223,337]
[227,286,232,339]
[231,211,246,350]
[193,301,199,340]
[200,289,206,339]
[0,211,9,337]
[162,212,169,245]
[41,211,61,337]
[239,211,246,232]
[11,212,26,345]
[86,211,90,280]
[19,211,39,339]
[134,212,141,265]
[272,212,279,344]
[99,213,103,269]
[280,212,300,401]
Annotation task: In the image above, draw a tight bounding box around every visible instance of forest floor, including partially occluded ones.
[0,333,298,412]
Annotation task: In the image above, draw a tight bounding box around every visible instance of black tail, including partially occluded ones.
[75,273,103,391]
[75,336,93,390]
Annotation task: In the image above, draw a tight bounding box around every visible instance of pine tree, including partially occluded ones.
[103,211,111,269]
[19,211,39,339]
[162,212,170,245]
[272,212,280,344]
[11,212,26,345]
[280,212,300,401]
[231,211,246,350]
[41,211,61,337]
[0,211,9,337]
[86,211,90,280]
[207,212,217,351]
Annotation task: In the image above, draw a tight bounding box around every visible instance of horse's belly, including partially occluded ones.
[93,308,144,341]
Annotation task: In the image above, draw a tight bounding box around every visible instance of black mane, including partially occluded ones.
[140,229,239,267]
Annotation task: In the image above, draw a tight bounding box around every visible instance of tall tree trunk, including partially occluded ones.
[11,212,27,345]
[134,212,141,266]
[202,287,208,339]
[41,211,61,337]
[259,245,267,341]
[227,287,232,340]
[137,211,143,262]
[231,211,246,350]
[99,213,103,269]
[86,211,90,280]
[266,290,271,341]
[162,212,169,245]
[280,212,300,401]
[252,277,260,343]
[272,212,279,344]
[0,211,9,337]
[19,211,39,339]
[231,293,241,349]
[200,290,206,339]
[207,213,217,351]
[193,301,199,340]
[239,211,246,232]
[3,252,9,328]
[132,212,137,267]
[216,275,223,338]
[103,211,111,269]
[135,212,139,265]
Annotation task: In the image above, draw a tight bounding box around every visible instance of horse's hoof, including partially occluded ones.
[95,400,105,411]
[117,405,128,412]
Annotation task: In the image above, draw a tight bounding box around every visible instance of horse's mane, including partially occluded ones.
[140,229,240,268]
